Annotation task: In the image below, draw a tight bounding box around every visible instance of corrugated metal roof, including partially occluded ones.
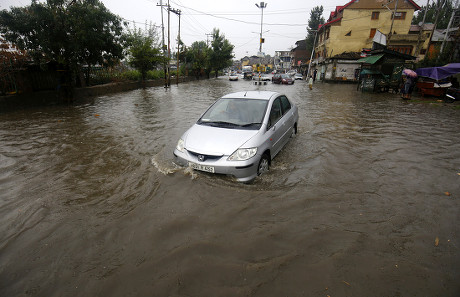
[357,54,384,64]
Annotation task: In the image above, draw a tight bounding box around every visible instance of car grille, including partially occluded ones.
[187,150,223,162]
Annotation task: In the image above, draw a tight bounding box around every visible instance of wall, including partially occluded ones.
[0,77,196,110]
[335,61,361,81]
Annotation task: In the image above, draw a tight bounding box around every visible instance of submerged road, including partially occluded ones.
[1,77,459,296]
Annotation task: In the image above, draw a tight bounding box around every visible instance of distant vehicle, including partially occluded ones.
[173,91,299,182]
[294,73,303,80]
[242,66,253,80]
[287,70,296,76]
[254,73,271,81]
[272,74,294,85]
[229,73,239,81]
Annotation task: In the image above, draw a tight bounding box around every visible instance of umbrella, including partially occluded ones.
[403,68,417,78]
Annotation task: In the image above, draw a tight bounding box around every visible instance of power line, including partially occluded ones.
[169,1,308,26]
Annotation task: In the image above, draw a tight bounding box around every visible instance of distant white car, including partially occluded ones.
[254,73,271,81]
[294,73,303,80]
[229,73,239,81]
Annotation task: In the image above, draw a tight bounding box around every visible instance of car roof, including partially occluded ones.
[221,91,282,101]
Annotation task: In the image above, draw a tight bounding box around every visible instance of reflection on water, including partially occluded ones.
[1,79,459,296]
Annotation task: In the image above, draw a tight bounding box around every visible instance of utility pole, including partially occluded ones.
[415,0,430,58]
[169,7,181,85]
[426,0,447,60]
[387,0,399,44]
[157,0,168,88]
[307,30,318,78]
[440,0,459,55]
[167,0,171,87]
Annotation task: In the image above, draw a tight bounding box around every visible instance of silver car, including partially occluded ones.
[173,91,299,182]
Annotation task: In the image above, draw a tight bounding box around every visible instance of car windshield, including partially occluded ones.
[198,98,268,129]
[281,74,290,79]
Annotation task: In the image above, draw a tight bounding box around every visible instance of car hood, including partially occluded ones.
[184,124,259,155]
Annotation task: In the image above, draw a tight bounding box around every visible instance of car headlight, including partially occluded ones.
[228,148,257,161]
[176,138,185,152]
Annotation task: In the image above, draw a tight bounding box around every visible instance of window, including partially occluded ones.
[369,28,376,38]
[392,11,406,20]
[268,98,282,128]
[388,45,413,55]
[345,30,352,36]
[326,29,330,39]
[371,11,380,20]
[279,96,291,114]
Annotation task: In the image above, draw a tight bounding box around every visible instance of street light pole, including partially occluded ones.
[255,2,267,55]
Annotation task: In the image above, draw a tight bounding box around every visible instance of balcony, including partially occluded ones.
[389,34,419,42]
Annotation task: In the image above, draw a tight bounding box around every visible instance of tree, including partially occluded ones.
[0,37,29,95]
[0,0,125,98]
[209,28,234,78]
[306,6,325,56]
[186,41,210,80]
[412,0,455,29]
[125,25,164,83]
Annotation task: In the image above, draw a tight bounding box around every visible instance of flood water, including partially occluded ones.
[1,78,459,296]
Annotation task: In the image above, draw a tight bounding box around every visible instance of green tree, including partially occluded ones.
[186,41,210,80]
[125,26,164,83]
[306,6,325,56]
[209,28,234,78]
[0,0,125,98]
[412,0,454,29]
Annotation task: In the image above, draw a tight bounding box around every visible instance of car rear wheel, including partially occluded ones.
[257,154,270,176]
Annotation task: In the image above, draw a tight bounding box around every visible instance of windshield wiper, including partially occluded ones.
[241,122,262,127]
[200,120,240,127]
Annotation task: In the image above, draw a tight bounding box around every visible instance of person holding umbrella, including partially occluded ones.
[402,69,417,99]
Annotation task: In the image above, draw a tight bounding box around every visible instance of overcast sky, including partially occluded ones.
[1,0,429,60]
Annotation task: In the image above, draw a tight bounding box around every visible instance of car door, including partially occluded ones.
[278,95,295,146]
[266,97,290,157]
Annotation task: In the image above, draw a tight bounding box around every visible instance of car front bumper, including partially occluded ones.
[173,148,260,182]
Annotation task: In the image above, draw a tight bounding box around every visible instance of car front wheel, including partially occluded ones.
[257,154,270,176]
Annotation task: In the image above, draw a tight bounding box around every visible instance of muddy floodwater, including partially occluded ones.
[1,78,459,296]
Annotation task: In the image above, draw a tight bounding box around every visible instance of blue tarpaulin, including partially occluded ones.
[415,63,460,80]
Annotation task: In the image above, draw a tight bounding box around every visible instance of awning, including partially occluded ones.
[357,54,384,64]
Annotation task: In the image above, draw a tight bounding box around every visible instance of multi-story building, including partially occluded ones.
[274,51,292,72]
[311,0,423,82]
[290,39,309,71]
[314,0,421,62]
[240,55,274,73]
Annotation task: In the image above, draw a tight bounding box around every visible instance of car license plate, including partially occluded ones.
[189,162,215,173]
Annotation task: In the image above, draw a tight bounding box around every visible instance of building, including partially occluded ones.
[310,0,422,82]
[314,0,420,62]
[240,55,274,73]
[274,51,292,72]
[427,26,459,61]
[290,39,309,72]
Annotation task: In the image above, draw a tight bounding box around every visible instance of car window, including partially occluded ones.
[268,98,282,128]
[279,96,291,115]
